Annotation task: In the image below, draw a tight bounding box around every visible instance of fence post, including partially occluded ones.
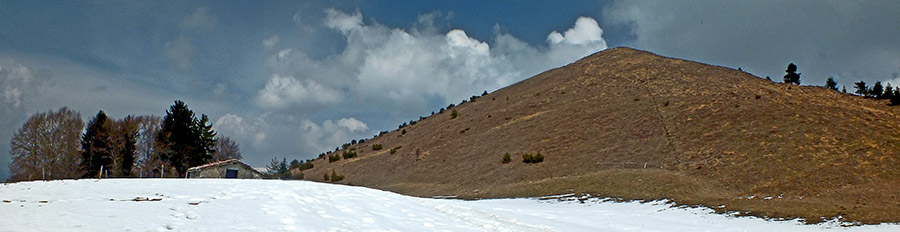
[99,165,104,179]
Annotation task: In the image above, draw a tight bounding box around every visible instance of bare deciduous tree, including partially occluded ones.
[9,107,83,181]
[132,115,162,177]
[212,136,242,161]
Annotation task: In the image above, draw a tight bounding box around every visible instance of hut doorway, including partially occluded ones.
[225,168,238,178]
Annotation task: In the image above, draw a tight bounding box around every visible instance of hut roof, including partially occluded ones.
[187,159,264,176]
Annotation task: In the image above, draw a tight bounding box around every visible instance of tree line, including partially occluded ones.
[8,100,242,182]
[781,63,900,105]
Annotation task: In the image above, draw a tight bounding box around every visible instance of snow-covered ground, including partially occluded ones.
[1,179,896,232]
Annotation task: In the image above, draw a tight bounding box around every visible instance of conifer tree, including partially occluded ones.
[112,117,138,177]
[825,77,838,90]
[783,63,801,85]
[82,111,113,178]
[156,101,216,176]
[892,87,900,106]
[854,81,869,96]
[872,81,884,98]
[884,83,894,100]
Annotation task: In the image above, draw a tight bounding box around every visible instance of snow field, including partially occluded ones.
[1,179,898,231]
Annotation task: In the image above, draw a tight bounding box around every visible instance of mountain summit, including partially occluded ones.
[300,47,900,224]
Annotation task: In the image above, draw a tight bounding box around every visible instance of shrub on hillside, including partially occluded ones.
[323,172,329,181]
[328,154,341,163]
[342,149,358,159]
[330,170,345,182]
[502,152,511,163]
[297,162,314,171]
[390,146,402,154]
[451,109,458,119]
[522,152,544,164]
[372,144,383,151]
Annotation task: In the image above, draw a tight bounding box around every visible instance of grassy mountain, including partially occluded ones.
[297,47,900,224]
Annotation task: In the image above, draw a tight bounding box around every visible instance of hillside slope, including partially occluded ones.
[299,47,900,224]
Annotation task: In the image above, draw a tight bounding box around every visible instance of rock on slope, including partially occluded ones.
[300,47,900,224]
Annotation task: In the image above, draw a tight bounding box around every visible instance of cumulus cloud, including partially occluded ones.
[337,117,368,132]
[324,9,363,33]
[216,113,371,165]
[604,0,900,87]
[255,9,608,114]
[215,113,266,147]
[255,74,343,110]
[0,64,41,108]
[0,62,47,181]
[547,17,606,46]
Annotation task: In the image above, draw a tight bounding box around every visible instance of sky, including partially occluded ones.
[1,0,899,181]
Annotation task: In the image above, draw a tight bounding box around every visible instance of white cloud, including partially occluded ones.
[324,9,363,33]
[547,17,606,46]
[0,64,33,108]
[215,113,266,147]
[254,74,342,110]
[255,9,608,114]
[263,36,280,49]
[216,112,372,164]
[337,117,368,132]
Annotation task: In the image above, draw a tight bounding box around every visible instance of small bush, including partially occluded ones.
[323,172,329,181]
[522,152,544,164]
[390,146,402,154]
[372,144,383,151]
[401,129,407,135]
[502,153,511,163]
[451,109,458,119]
[342,149,358,159]
[297,162,314,171]
[328,154,341,163]
[330,170,345,182]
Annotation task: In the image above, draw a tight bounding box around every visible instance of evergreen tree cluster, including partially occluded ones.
[851,80,900,105]
[154,100,218,176]
[784,63,900,106]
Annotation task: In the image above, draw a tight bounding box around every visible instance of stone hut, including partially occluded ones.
[186,159,264,179]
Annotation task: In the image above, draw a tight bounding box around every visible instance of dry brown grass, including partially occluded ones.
[296,47,900,224]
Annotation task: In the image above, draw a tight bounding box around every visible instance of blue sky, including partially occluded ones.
[2,1,899,180]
